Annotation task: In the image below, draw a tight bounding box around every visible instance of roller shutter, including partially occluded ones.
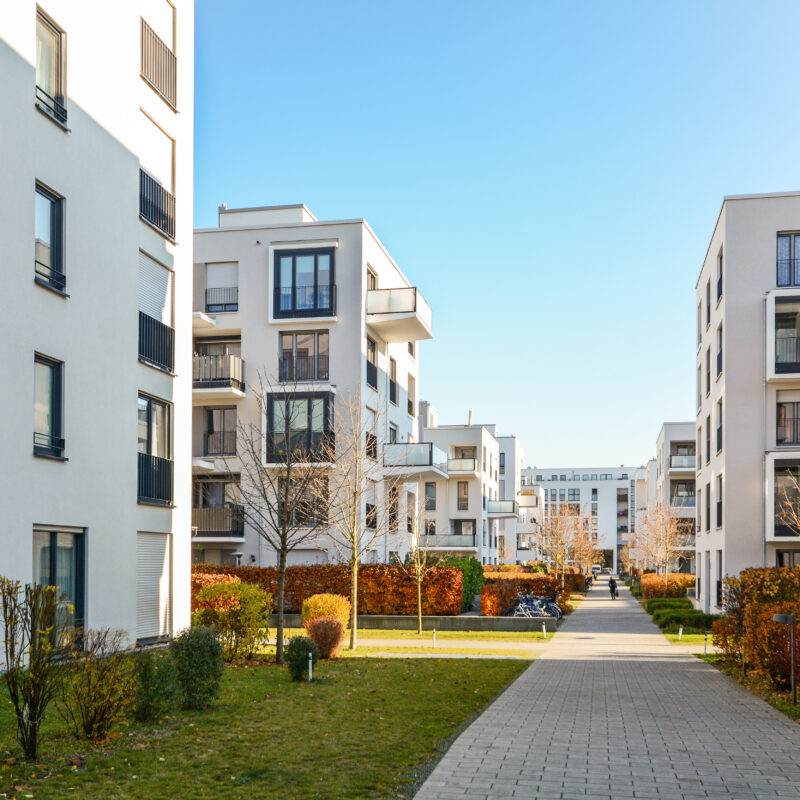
[138,251,173,325]
[136,532,172,641]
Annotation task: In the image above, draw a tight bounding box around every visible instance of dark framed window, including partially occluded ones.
[389,486,398,531]
[389,358,397,404]
[35,184,65,291]
[716,325,723,377]
[705,415,711,464]
[775,463,800,536]
[717,249,723,300]
[279,330,328,382]
[716,401,723,453]
[775,297,800,373]
[457,481,468,511]
[33,529,85,630]
[137,393,172,504]
[716,475,723,528]
[274,248,335,317]
[777,401,800,446]
[365,503,377,529]
[705,482,711,532]
[267,392,334,462]
[35,10,67,125]
[33,354,64,458]
[499,452,505,475]
[205,407,236,456]
[705,280,711,326]
[568,488,580,501]
[777,234,800,287]
[388,424,397,443]
[366,338,378,389]
[424,481,436,511]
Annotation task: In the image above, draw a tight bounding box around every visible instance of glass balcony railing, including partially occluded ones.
[366,287,432,330]
[487,500,519,516]
[420,534,476,548]
[669,455,696,468]
[448,457,477,472]
[383,442,447,472]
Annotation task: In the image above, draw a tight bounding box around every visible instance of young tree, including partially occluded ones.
[231,373,328,664]
[539,503,592,587]
[396,506,437,634]
[635,504,693,586]
[570,520,600,575]
[315,389,392,650]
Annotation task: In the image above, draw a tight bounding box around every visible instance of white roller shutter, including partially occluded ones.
[136,532,172,641]
[139,251,173,325]
[206,262,238,289]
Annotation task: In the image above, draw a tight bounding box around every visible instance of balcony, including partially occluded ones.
[139,312,175,373]
[671,495,696,509]
[669,454,696,470]
[205,287,238,313]
[192,506,245,541]
[365,287,433,342]
[140,18,177,108]
[280,354,328,383]
[204,430,236,457]
[138,452,173,505]
[383,442,448,481]
[487,500,519,518]
[448,457,478,475]
[420,534,477,549]
[139,169,175,239]
[192,354,245,403]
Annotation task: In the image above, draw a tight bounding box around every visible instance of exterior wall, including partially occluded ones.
[192,207,428,566]
[0,0,193,640]
[497,435,524,564]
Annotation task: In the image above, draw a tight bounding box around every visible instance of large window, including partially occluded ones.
[389,358,398,405]
[366,338,378,389]
[205,407,236,456]
[775,298,800,372]
[274,248,335,317]
[138,252,174,372]
[137,394,172,504]
[267,392,333,462]
[457,481,469,511]
[280,331,329,382]
[34,184,64,291]
[777,234,800,287]
[775,464,800,536]
[33,529,84,629]
[36,10,66,124]
[425,482,436,511]
[777,401,800,446]
[33,354,63,458]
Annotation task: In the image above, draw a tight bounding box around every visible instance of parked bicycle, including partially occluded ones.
[506,591,562,619]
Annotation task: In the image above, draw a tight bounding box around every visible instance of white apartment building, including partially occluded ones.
[497,435,526,564]
[1,1,194,642]
[525,467,641,572]
[191,204,433,566]
[516,478,546,563]
[418,405,518,565]
[695,192,800,612]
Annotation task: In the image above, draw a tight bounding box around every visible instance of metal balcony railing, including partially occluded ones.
[192,506,244,538]
[266,431,334,463]
[35,259,66,291]
[35,85,66,124]
[204,430,236,456]
[139,169,175,239]
[487,500,519,515]
[193,353,245,390]
[205,286,238,312]
[279,354,329,382]
[273,284,336,318]
[671,495,696,508]
[776,334,800,372]
[140,18,177,108]
[669,454,695,468]
[33,432,65,457]
[138,452,173,505]
[139,311,175,373]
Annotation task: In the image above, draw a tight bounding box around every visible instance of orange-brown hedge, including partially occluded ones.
[480,575,572,616]
[743,599,800,688]
[190,572,240,612]
[191,563,462,616]
[640,573,696,599]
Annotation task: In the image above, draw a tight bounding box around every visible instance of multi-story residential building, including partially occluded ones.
[695,192,800,612]
[192,204,433,566]
[525,466,641,572]
[516,477,545,563]
[1,1,194,642]
[417,404,517,565]
[497,435,526,564]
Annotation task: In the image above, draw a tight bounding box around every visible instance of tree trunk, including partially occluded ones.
[276,548,287,664]
[350,555,358,650]
[417,568,423,635]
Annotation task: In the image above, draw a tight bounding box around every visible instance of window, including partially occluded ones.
[367,268,377,291]
[499,453,505,475]
[717,249,723,301]
[716,474,723,528]
[705,415,711,464]
[775,298,800,372]
[139,112,176,239]
[365,503,377,529]
[560,474,567,481]
[274,248,335,317]
[280,331,329,382]
[204,407,236,456]
[137,394,172,504]
[716,400,723,453]
[36,10,66,124]
[777,234,800,287]
[705,280,711,326]
[33,530,84,630]
[482,448,486,472]
[482,484,486,509]
[697,426,702,467]
[777,400,800,446]
[775,463,800,535]
[697,487,702,533]
[205,262,238,312]
[408,341,415,358]
[591,488,598,500]
[549,488,557,501]
[389,358,397,404]
[366,337,378,389]
[536,474,543,482]
[408,374,415,416]
[424,520,436,537]
[568,489,580,501]
[33,354,63,458]
[425,482,436,511]
[389,486,398,531]
[139,252,174,372]
[365,409,377,460]
[696,365,702,409]
[34,183,64,291]
[559,488,565,501]
[716,325,723,377]
[388,424,397,444]
[457,481,469,511]
[267,392,333,462]
[705,347,711,395]
[454,519,474,537]
[705,482,710,531]
[697,302,702,346]
[777,550,800,567]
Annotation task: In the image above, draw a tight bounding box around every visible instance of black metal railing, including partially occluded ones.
[139,311,175,372]
[777,416,800,446]
[366,361,378,389]
[716,424,722,453]
[389,379,397,404]
[205,286,238,313]
[193,354,245,390]
[717,274,723,301]
[278,354,329,382]
[35,259,66,291]
[273,284,336,318]
[716,349,722,376]
[777,258,800,287]
[139,169,175,239]
[35,85,66,124]
[138,452,173,505]
[33,432,65,457]
[140,18,177,108]
[204,430,236,456]
[192,506,244,538]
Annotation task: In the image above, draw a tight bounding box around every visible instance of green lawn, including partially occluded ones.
[345,646,537,659]
[273,627,551,642]
[663,632,713,646]
[0,658,526,800]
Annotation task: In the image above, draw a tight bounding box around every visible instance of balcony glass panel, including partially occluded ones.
[448,458,477,472]
[383,442,447,472]
[366,287,432,330]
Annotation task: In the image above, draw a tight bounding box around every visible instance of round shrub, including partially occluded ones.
[301,593,351,628]
[193,582,271,661]
[170,626,224,710]
[133,648,178,722]
[285,636,320,681]
[305,618,346,659]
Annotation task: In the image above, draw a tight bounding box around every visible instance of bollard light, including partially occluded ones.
[773,613,797,704]
[432,628,436,649]
[308,651,313,682]
[542,621,547,639]
[703,633,708,656]
[678,626,683,641]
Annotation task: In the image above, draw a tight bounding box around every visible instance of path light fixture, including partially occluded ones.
[308,651,314,682]
[772,613,797,704]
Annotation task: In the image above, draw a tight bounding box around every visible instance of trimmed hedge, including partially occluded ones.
[645,597,693,614]
[435,556,484,610]
[652,608,718,630]
[192,563,462,616]
[640,573,696,599]
[190,572,240,612]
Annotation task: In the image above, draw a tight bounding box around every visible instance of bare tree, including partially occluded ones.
[395,506,437,634]
[539,503,593,586]
[634,504,693,586]
[230,372,328,664]
[314,389,393,650]
[570,519,600,575]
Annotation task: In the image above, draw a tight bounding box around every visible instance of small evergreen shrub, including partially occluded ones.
[170,626,223,709]
[285,636,320,681]
[645,597,693,614]
[305,618,346,658]
[436,556,485,610]
[301,593,351,628]
[652,609,718,630]
[133,648,178,722]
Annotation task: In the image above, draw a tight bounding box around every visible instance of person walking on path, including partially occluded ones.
[608,576,617,600]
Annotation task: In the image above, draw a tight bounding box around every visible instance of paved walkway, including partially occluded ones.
[415,578,800,800]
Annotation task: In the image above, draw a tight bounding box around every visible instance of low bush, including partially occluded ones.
[133,648,178,723]
[652,609,718,631]
[170,626,224,710]
[430,555,484,611]
[645,597,693,614]
[640,573,696,599]
[193,582,271,661]
[301,593,351,628]
[57,629,136,742]
[305,618,346,658]
[286,636,320,681]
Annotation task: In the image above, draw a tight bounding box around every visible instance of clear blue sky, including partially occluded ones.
[194,0,800,467]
